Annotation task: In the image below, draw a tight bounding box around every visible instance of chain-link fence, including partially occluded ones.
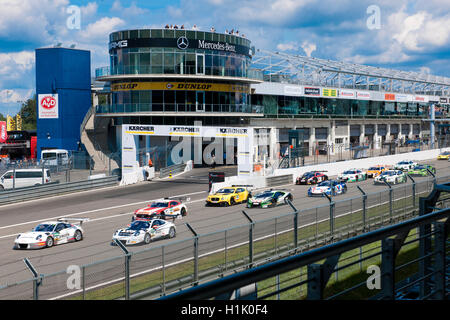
[1,174,447,300]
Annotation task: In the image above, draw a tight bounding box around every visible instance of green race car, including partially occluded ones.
[407,164,436,176]
[246,189,293,208]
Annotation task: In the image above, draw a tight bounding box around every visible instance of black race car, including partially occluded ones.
[296,171,328,185]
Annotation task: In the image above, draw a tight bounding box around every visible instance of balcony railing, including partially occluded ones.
[95,103,264,114]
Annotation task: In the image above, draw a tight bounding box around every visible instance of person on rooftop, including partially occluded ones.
[192,24,198,30]
[181,25,185,29]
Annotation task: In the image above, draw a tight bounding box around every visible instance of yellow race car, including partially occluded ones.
[437,151,450,160]
[366,165,389,178]
[205,186,250,206]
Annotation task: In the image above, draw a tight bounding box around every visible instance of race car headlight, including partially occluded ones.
[16,234,21,239]
[35,235,42,240]
[134,231,140,236]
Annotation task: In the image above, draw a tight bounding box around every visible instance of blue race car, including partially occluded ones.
[308,180,347,197]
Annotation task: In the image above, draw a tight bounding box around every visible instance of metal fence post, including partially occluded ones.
[241,211,254,268]
[113,239,131,300]
[381,238,395,300]
[186,223,199,286]
[23,258,41,300]
[433,222,446,299]
[357,186,367,232]
[324,193,334,240]
[13,163,16,190]
[407,174,416,208]
[286,199,299,250]
[82,266,86,300]
[418,197,432,299]
[383,181,393,223]
[307,264,324,299]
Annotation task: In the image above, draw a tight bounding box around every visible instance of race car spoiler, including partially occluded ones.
[57,218,90,226]
[162,196,191,202]
[231,185,254,188]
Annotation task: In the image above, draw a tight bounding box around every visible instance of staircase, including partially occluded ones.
[80,109,118,172]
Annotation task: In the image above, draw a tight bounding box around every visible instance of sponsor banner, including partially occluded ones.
[396,94,409,102]
[356,91,371,100]
[124,125,250,138]
[414,95,428,103]
[111,82,250,93]
[322,88,338,97]
[340,89,356,99]
[0,121,6,143]
[440,97,448,103]
[6,115,15,131]
[384,93,396,101]
[109,37,251,57]
[217,127,249,137]
[284,85,302,96]
[304,87,320,96]
[38,94,59,119]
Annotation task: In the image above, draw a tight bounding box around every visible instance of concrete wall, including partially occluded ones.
[274,147,450,183]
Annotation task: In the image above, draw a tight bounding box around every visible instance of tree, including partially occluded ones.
[16,95,36,130]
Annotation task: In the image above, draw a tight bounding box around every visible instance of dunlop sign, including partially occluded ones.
[112,82,250,93]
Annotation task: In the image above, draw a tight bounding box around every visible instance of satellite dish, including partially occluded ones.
[54,43,62,48]
[70,44,76,49]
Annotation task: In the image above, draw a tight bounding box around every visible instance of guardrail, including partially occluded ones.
[159,163,187,179]
[265,174,293,188]
[0,176,119,205]
[0,174,447,300]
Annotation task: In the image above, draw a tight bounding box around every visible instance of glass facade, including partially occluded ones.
[251,94,431,117]
[110,48,251,78]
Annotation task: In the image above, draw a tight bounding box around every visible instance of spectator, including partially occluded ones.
[174,24,178,29]
[181,24,185,29]
[225,29,229,34]
[192,24,198,30]
[236,30,239,36]
[230,29,234,35]
[170,24,173,29]
[210,26,215,32]
[165,24,169,29]
[211,154,216,169]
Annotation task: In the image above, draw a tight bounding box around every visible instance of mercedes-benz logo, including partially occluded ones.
[177,36,189,50]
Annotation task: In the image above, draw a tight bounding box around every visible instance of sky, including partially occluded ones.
[0,0,449,115]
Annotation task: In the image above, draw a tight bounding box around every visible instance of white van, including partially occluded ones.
[0,169,52,190]
[41,149,69,167]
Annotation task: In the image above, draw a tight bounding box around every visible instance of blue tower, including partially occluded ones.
[35,47,91,159]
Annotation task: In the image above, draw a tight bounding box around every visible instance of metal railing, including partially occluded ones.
[96,103,264,114]
[159,163,187,179]
[0,174,447,300]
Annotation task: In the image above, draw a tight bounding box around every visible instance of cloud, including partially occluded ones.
[276,42,298,51]
[0,89,33,104]
[111,0,149,16]
[301,41,317,57]
[79,17,126,42]
[0,51,35,86]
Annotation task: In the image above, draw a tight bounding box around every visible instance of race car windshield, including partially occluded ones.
[217,188,235,194]
[368,167,380,170]
[414,165,425,169]
[303,172,314,177]
[34,224,55,232]
[129,221,150,230]
[150,202,168,208]
[343,171,356,174]
[255,192,274,198]
[381,171,396,176]
[398,161,409,165]
[318,181,331,187]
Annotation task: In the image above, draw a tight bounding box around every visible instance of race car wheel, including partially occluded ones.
[313,178,318,184]
[343,186,347,194]
[46,237,54,248]
[168,227,176,239]
[324,175,328,180]
[74,230,83,242]
[181,208,187,217]
[144,233,151,244]
[395,178,399,184]
[230,198,235,206]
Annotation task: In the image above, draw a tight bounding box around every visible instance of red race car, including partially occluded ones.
[296,171,328,185]
[132,198,188,222]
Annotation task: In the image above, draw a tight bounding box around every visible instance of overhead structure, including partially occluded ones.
[250,49,450,96]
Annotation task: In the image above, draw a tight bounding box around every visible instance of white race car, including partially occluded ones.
[112,219,176,246]
[394,160,417,171]
[14,218,88,250]
[337,169,367,182]
[132,198,188,222]
[374,170,407,185]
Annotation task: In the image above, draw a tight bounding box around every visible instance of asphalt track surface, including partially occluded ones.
[0,160,448,298]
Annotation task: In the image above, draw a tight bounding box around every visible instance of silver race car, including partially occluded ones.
[14,218,88,249]
[112,219,176,246]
